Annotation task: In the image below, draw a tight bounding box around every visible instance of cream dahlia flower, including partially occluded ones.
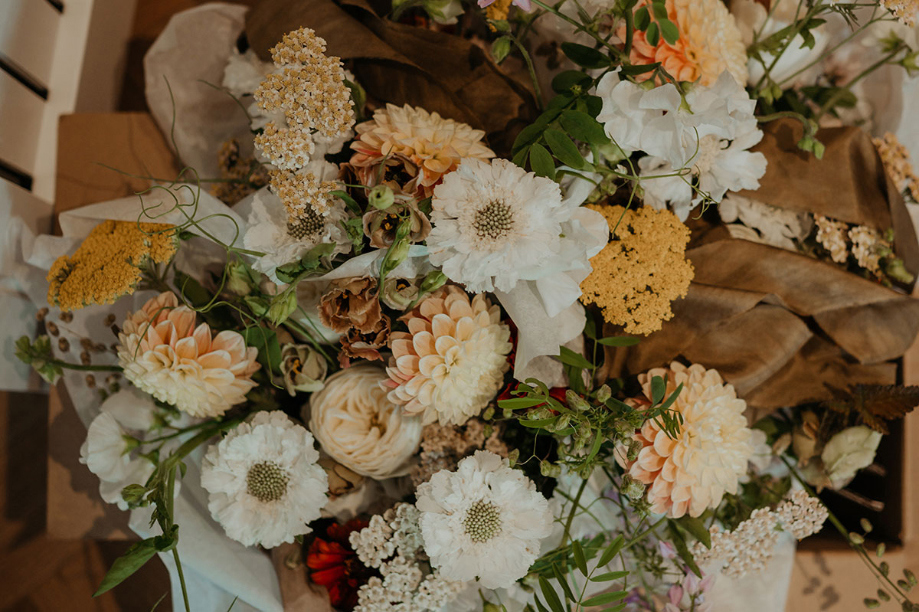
[624,0,748,87]
[385,286,512,426]
[416,450,553,589]
[118,292,259,418]
[201,411,329,548]
[350,104,495,197]
[616,362,754,518]
[309,363,423,479]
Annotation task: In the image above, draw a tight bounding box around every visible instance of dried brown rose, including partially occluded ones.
[339,315,391,367]
[318,276,383,334]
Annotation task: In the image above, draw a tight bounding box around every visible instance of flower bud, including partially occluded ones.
[540,460,561,478]
[226,261,254,295]
[507,448,519,467]
[121,483,147,506]
[419,270,448,294]
[268,291,299,326]
[566,389,591,412]
[627,439,643,462]
[595,384,612,404]
[621,474,645,500]
[368,185,395,210]
[244,295,270,318]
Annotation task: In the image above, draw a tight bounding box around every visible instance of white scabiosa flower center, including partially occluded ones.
[463,499,502,543]
[474,200,514,241]
[246,460,290,502]
[287,207,324,240]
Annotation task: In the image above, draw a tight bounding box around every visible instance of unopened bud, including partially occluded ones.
[566,390,591,412]
[368,185,395,210]
[268,291,298,326]
[540,460,561,478]
[595,384,611,404]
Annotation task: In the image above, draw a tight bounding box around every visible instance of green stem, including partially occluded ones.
[53,360,122,373]
[623,517,667,551]
[510,35,545,110]
[814,46,903,121]
[172,548,191,612]
[562,478,590,547]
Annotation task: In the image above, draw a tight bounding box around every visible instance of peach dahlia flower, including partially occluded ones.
[623,0,748,87]
[118,292,259,418]
[616,362,754,518]
[385,287,511,426]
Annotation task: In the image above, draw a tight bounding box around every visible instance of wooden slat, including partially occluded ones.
[0,0,61,88]
[0,70,44,179]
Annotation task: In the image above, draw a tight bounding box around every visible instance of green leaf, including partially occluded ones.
[330,190,361,215]
[512,146,530,169]
[492,36,512,63]
[659,18,679,44]
[634,6,650,30]
[677,515,712,548]
[242,326,283,375]
[544,129,586,169]
[538,576,565,612]
[667,520,702,577]
[598,535,625,568]
[498,396,549,410]
[552,70,592,94]
[94,538,159,596]
[596,336,640,347]
[646,21,660,46]
[559,110,610,145]
[529,143,556,180]
[513,123,547,154]
[552,564,577,602]
[590,570,629,582]
[534,596,550,612]
[173,271,211,309]
[651,1,667,19]
[600,605,627,612]
[586,430,604,462]
[520,417,558,429]
[650,375,666,405]
[619,62,660,76]
[581,591,627,607]
[557,346,594,369]
[573,541,589,576]
[560,42,609,69]
[658,382,684,412]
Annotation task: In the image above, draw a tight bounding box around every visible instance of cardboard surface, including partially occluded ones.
[46,112,179,539]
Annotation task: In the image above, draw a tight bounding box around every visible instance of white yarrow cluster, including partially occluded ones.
[200,411,328,548]
[692,490,828,578]
[597,69,767,220]
[415,450,554,589]
[350,503,464,612]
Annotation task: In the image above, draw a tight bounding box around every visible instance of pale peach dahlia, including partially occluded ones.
[623,0,748,87]
[616,362,754,518]
[385,287,511,426]
[118,292,259,418]
[350,104,495,198]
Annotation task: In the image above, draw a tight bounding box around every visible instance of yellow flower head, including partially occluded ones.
[47,220,177,312]
[580,204,694,335]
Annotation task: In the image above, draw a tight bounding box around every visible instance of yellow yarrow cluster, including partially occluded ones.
[47,220,177,312]
[580,205,693,335]
[873,132,919,202]
[486,0,513,22]
[881,0,918,25]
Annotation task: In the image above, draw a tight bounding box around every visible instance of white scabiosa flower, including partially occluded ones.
[415,450,553,589]
[427,158,590,294]
[201,411,329,548]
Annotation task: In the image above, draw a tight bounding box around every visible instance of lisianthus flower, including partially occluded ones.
[201,411,329,548]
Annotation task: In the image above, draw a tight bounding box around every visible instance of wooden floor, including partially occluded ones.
[0,4,257,611]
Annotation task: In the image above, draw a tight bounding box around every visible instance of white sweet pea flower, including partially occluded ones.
[596,69,661,155]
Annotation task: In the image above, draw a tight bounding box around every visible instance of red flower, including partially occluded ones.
[307,519,374,611]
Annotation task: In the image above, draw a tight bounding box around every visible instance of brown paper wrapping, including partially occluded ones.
[609,119,919,417]
[245,0,538,156]
[270,543,334,612]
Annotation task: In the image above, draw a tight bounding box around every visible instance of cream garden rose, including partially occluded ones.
[309,364,423,479]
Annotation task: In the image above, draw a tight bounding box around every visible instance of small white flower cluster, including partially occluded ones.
[815,215,850,264]
[692,491,828,578]
[815,215,889,273]
[350,503,464,612]
[718,194,813,252]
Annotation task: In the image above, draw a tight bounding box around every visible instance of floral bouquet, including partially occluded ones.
[15,0,919,610]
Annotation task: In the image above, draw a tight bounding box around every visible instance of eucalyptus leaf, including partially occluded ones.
[529,143,556,180]
[94,538,159,596]
[544,129,586,169]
